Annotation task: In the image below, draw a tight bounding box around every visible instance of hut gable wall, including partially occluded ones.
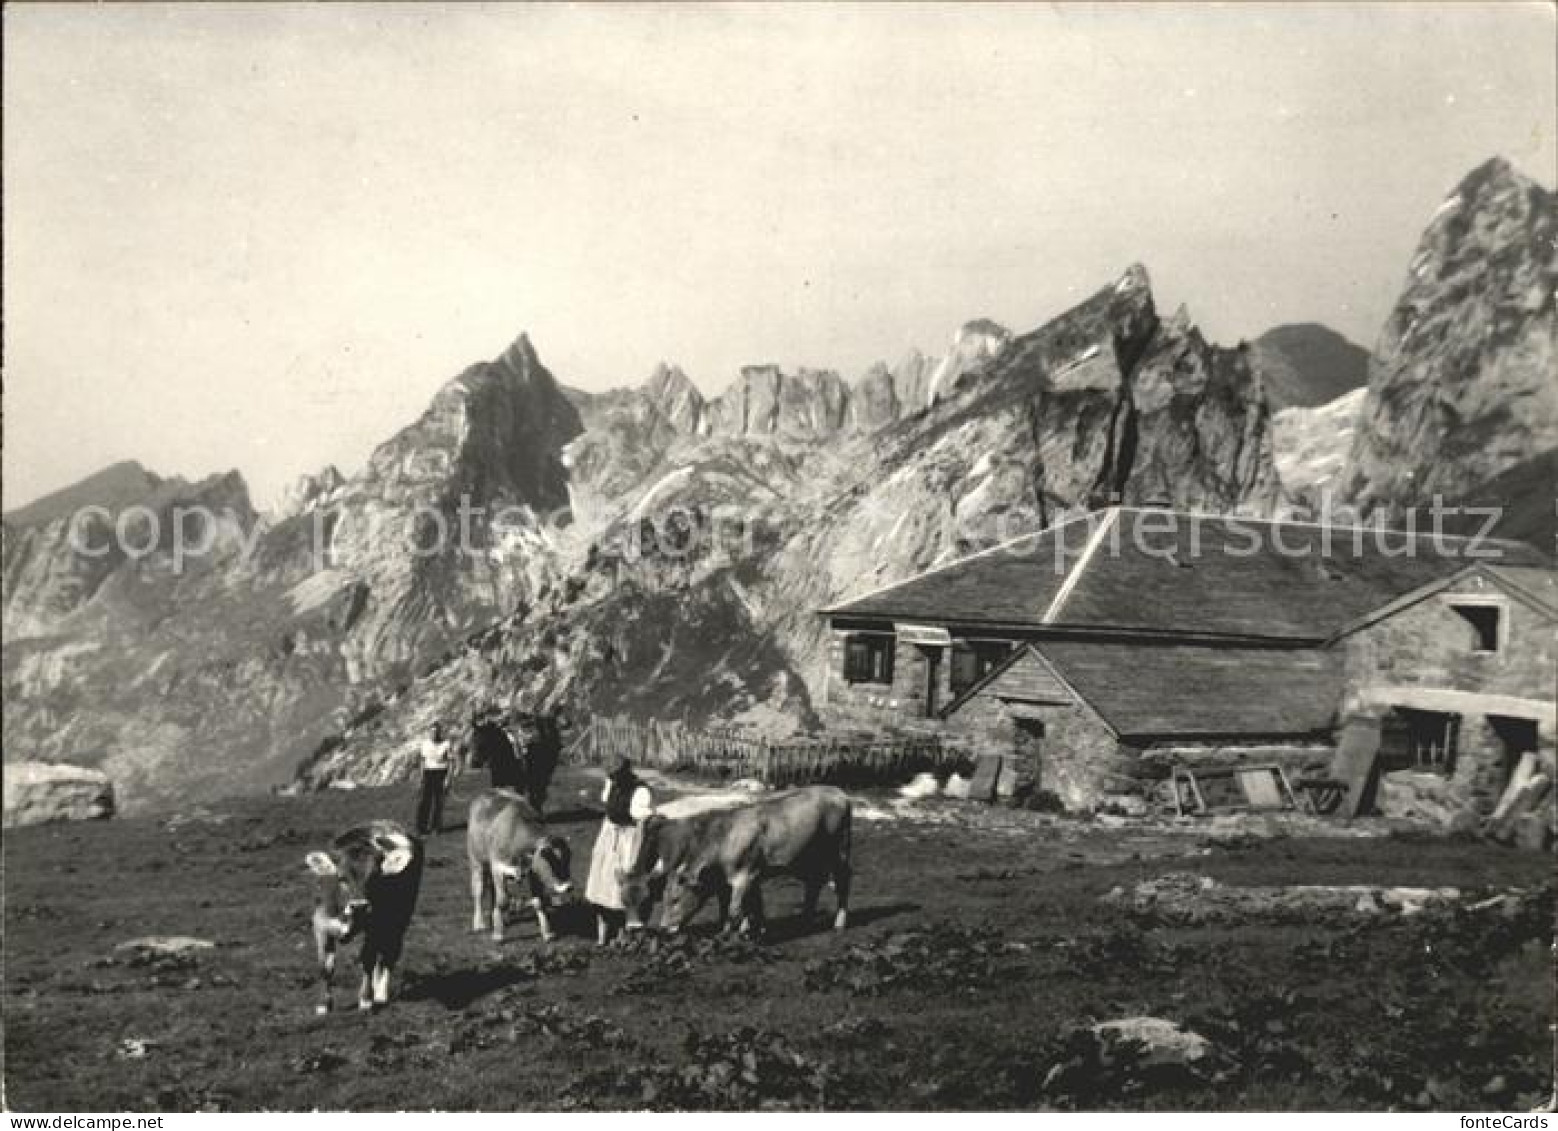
[951,692,1134,811]
[1341,574,1557,719]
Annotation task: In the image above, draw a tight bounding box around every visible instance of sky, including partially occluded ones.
[4,3,1554,509]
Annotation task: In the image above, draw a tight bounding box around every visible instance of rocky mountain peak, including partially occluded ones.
[964,263,1160,404]
[956,317,1011,343]
[492,331,542,379]
[363,335,581,507]
[1338,158,1557,510]
[1454,155,1528,200]
[1116,262,1152,293]
[642,362,707,434]
[1409,156,1550,276]
[644,361,696,400]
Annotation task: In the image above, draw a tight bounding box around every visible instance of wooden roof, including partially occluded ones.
[1486,566,1558,617]
[979,641,1343,739]
[824,512,1093,627]
[825,507,1551,642]
[945,646,1079,717]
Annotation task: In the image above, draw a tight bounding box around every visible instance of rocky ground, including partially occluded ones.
[4,766,1552,1111]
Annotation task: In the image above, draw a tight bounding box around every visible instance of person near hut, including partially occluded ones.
[415,721,457,835]
[585,757,654,945]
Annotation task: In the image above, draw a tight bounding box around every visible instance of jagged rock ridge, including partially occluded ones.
[297,262,1289,790]
[563,318,1017,469]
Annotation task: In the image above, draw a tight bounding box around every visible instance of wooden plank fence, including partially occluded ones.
[572,714,968,789]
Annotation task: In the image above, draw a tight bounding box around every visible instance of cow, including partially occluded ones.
[305,821,423,1014]
[619,785,852,938]
[466,788,574,942]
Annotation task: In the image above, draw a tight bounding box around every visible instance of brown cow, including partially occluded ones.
[466,788,573,942]
[305,821,423,1014]
[620,785,852,937]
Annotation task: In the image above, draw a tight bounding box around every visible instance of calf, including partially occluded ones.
[466,788,574,942]
[305,821,423,1014]
[620,785,852,937]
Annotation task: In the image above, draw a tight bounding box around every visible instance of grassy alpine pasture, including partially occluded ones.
[4,766,1553,1111]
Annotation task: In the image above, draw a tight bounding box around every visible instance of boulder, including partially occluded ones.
[897,772,940,801]
[1089,1017,1215,1071]
[1044,1016,1221,1095]
[115,936,215,958]
[3,762,116,827]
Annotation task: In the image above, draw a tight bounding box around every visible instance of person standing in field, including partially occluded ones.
[415,721,456,835]
[585,757,654,945]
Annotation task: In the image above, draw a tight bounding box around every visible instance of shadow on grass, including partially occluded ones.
[401,965,534,1010]
[847,900,923,928]
[534,901,596,941]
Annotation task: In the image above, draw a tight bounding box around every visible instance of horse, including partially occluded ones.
[469,719,526,793]
[468,714,561,815]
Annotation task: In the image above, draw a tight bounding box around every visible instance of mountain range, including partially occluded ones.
[4,156,1553,812]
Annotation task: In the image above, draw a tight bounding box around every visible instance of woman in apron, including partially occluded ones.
[584,758,654,945]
